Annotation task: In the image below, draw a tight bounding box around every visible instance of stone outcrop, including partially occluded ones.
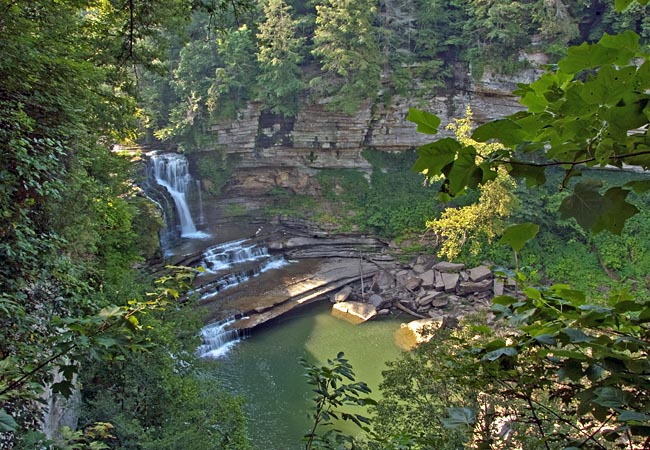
[198,73,530,197]
[192,222,517,341]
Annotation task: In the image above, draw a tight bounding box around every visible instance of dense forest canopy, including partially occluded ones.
[139,0,650,150]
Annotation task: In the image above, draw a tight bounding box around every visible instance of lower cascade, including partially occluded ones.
[194,238,289,358]
[196,319,247,359]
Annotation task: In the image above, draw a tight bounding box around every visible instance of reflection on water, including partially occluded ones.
[208,301,404,450]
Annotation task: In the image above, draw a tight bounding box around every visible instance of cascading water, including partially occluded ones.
[196,319,247,359]
[149,153,208,239]
[195,239,289,358]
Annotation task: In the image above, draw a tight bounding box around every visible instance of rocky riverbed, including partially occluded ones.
[188,218,516,348]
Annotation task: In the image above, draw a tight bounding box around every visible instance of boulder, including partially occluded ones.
[369,293,389,309]
[404,276,423,291]
[493,279,504,296]
[417,291,446,307]
[433,261,465,273]
[457,279,493,295]
[468,265,492,282]
[434,271,446,290]
[419,270,435,287]
[412,264,427,274]
[430,296,449,308]
[332,301,377,324]
[396,318,443,349]
[374,271,395,289]
[334,286,353,303]
[441,272,459,292]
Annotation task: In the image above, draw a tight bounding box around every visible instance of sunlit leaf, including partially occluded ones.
[499,222,540,252]
[406,108,441,135]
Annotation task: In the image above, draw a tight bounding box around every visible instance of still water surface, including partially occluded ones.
[208,301,404,450]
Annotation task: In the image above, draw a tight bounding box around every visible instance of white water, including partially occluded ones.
[201,239,271,273]
[196,239,289,358]
[150,153,208,239]
[197,319,246,359]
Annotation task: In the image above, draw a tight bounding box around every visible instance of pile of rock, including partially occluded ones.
[331,256,516,328]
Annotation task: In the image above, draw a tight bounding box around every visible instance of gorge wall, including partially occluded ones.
[196,70,538,198]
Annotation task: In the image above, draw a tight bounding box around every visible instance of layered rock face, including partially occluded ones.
[204,71,536,196]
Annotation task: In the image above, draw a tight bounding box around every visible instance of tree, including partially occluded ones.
[311,0,383,113]
[404,5,650,447]
[424,108,518,260]
[256,0,306,115]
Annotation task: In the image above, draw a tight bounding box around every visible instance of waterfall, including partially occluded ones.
[150,153,208,239]
[195,239,288,300]
[197,319,247,359]
[193,239,290,358]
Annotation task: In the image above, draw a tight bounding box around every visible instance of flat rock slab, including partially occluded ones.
[433,261,465,273]
[457,279,493,294]
[332,301,377,324]
[468,265,492,282]
[441,272,459,292]
[206,258,380,330]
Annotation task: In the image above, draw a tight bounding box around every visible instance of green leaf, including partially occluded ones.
[471,119,524,146]
[441,407,476,429]
[593,386,627,408]
[618,411,650,423]
[412,138,460,177]
[498,223,540,252]
[558,359,584,382]
[447,146,480,195]
[406,108,441,135]
[508,164,547,187]
[559,181,639,234]
[482,347,517,361]
[615,0,634,11]
[625,180,650,193]
[0,409,18,432]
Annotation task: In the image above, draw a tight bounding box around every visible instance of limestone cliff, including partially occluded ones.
[199,70,538,197]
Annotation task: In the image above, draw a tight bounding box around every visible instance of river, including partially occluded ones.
[207,301,404,450]
[147,152,406,449]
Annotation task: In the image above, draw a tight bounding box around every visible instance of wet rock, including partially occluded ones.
[433,261,465,273]
[469,265,492,282]
[332,301,377,323]
[377,308,391,316]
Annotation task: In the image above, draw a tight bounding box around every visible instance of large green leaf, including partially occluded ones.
[498,222,540,252]
[447,146,480,195]
[471,119,524,146]
[406,108,441,135]
[0,409,17,432]
[412,138,460,177]
[440,407,476,429]
[559,182,639,234]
